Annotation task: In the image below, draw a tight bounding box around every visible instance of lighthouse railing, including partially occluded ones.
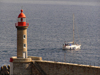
[15,23,29,26]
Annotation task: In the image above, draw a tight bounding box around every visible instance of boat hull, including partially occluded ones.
[63,45,81,50]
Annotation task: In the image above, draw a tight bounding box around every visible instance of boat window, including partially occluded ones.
[69,44,71,46]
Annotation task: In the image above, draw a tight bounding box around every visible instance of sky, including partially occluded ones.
[0,0,100,6]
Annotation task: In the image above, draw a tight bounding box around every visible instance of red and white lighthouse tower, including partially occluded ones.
[15,9,29,58]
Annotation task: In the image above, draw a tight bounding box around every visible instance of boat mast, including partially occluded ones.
[73,14,74,44]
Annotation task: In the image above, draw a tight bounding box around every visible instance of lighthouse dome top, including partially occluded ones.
[18,9,26,18]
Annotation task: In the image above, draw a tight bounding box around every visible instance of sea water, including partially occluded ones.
[0,1,100,66]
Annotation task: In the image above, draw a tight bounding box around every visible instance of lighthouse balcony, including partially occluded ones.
[15,23,29,26]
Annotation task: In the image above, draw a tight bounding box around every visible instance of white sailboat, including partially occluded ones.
[63,14,81,50]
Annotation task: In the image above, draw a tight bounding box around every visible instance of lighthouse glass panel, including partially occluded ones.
[21,18,23,22]
[18,18,26,22]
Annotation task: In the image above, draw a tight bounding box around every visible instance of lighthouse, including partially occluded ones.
[15,9,29,58]
[9,9,42,75]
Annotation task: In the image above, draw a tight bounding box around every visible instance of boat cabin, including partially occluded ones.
[64,42,74,46]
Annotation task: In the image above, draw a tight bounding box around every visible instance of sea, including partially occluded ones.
[0,1,100,67]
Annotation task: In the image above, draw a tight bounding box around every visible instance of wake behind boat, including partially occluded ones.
[63,14,81,50]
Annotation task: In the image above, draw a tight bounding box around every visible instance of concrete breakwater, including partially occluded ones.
[1,57,100,75]
[0,65,10,75]
[9,56,100,75]
[34,60,100,75]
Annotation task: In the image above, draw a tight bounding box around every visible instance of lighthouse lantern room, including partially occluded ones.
[15,9,29,58]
